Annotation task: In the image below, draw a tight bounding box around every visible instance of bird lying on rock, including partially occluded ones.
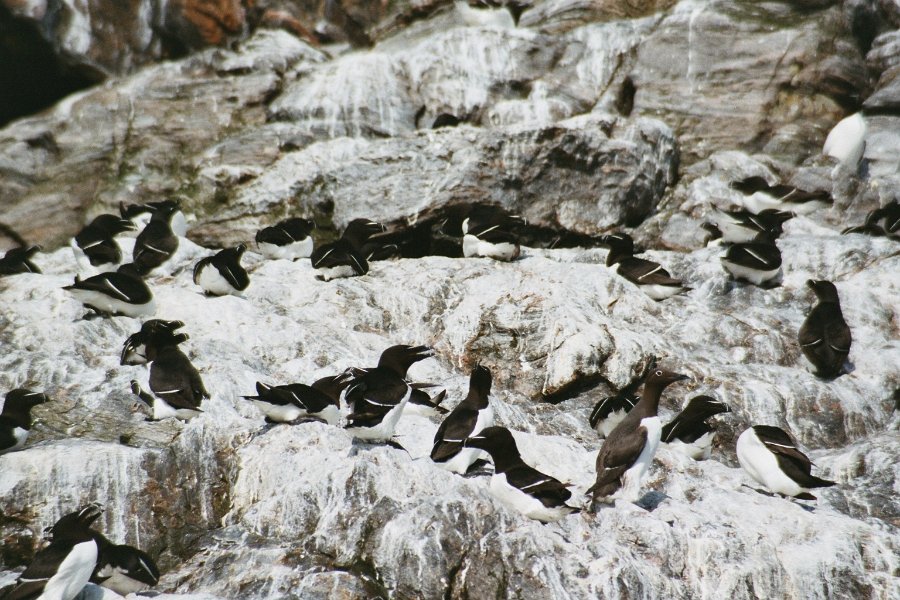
[0,245,41,276]
[256,217,316,260]
[660,395,730,460]
[242,374,350,425]
[311,219,385,280]
[64,263,156,318]
[194,244,250,297]
[600,233,690,300]
[737,425,835,500]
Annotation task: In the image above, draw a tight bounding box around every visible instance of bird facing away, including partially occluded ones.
[660,395,730,460]
[242,373,350,425]
[343,345,434,442]
[4,504,102,600]
[311,219,385,281]
[799,280,851,378]
[404,387,448,417]
[431,364,495,474]
[589,367,689,509]
[63,263,156,318]
[132,205,180,274]
[719,233,782,287]
[461,206,525,261]
[0,388,49,455]
[737,425,835,500]
[600,233,690,300]
[463,426,578,522]
[120,319,187,365]
[0,245,41,276]
[255,217,316,260]
[132,342,208,420]
[120,199,188,236]
[71,214,137,273]
[193,244,250,297]
[731,176,831,215]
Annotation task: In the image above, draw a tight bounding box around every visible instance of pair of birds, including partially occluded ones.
[0,389,49,455]
[841,199,900,240]
[122,319,209,420]
[2,504,159,600]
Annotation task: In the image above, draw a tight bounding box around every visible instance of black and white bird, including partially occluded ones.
[731,176,831,215]
[64,263,156,317]
[120,319,187,365]
[311,219,385,281]
[3,505,102,600]
[255,217,316,260]
[0,389,49,455]
[600,233,690,300]
[660,395,730,460]
[91,542,160,595]
[707,208,793,244]
[737,425,836,500]
[343,345,434,442]
[842,199,900,239]
[0,245,41,276]
[120,199,188,236]
[71,214,137,273]
[242,374,349,425]
[132,204,180,274]
[131,342,208,420]
[463,427,578,522]
[589,393,638,439]
[823,112,866,171]
[719,233,782,287]
[431,365,495,474]
[589,367,689,508]
[461,207,525,261]
[404,387,448,417]
[193,244,250,297]
[799,279,851,378]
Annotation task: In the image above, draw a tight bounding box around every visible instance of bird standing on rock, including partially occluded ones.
[71,214,137,274]
[431,364,494,474]
[799,279,851,378]
[719,233,782,287]
[120,319,187,365]
[589,366,689,509]
[660,395,730,460]
[133,203,180,274]
[0,388,49,455]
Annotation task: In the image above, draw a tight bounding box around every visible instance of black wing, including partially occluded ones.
[133,222,178,271]
[724,242,782,270]
[311,242,368,275]
[430,407,478,462]
[588,395,635,428]
[149,349,207,409]
[617,257,683,286]
[212,255,249,291]
[504,463,572,508]
[344,372,408,417]
[273,383,336,413]
[754,426,835,489]
[66,273,152,304]
[588,425,648,499]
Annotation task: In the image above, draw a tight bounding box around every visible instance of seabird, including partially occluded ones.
[71,214,137,273]
[660,395,730,460]
[0,389,49,455]
[404,387,448,417]
[731,176,831,215]
[255,217,316,260]
[120,319,187,365]
[589,393,638,439]
[737,425,835,500]
[588,366,689,508]
[4,504,102,600]
[719,233,782,287]
[63,263,156,317]
[461,207,525,261]
[120,199,188,236]
[463,426,578,522]
[242,374,349,425]
[0,245,41,276]
[842,199,900,239]
[311,219,385,281]
[132,204,180,274]
[799,280,851,378]
[193,244,250,297]
[600,233,690,300]
[707,208,793,244]
[91,542,160,595]
[343,345,434,442]
[822,112,866,170]
[431,364,495,474]
[131,342,208,420]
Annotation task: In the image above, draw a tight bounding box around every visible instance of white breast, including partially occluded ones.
[619,416,662,502]
[66,288,155,318]
[346,386,411,441]
[39,539,98,600]
[253,400,304,423]
[721,260,781,286]
[488,473,571,523]
[96,567,151,595]
[258,237,313,260]
[316,264,358,281]
[196,265,242,297]
[664,431,715,461]
[736,429,804,497]
[823,112,866,167]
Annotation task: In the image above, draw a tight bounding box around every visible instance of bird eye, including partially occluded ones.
[655,370,662,376]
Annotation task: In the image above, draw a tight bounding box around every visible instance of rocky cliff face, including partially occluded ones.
[0,1,898,599]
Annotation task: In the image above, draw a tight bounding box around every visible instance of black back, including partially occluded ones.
[344,345,433,426]
[310,239,369,276]
[431,365,492,462]
[65,267,153,305]
[149,346,208,410]
[0,389,49,429]
[752,425,835,490]
[256,217,315,246]
[799,280,851,378]
[133,218,178,272]
[0,246,41,275]
[731,176,832,204]
[661,395,729,443]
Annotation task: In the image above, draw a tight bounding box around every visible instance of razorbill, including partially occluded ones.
[822,112,866,170]
[120,199,188,236]
[343,345,434,442]
[132,205,180,274]
[255,217,316,260]
[0,389,49,455]
[589,393,638,439]
[707,208,793,243]
[719,234,782,286]
[64,263,156,317]
[589,366,689,508]
[0,245,41,276]
[463,426,578,522]
[4,504,102,600]
[799,279,851,378]
[431,365,495,474]
[71,214,137,273]
[405,387,448,417]
[737,425,835,500]
[731,176,831,215]
[132,342,208,420]
[193,244,250,296]
[311,219,384,280]
[600,233,690,300]
[461,207,525,261]
[91,542,160,595]
[120,319,187,365]
[660,395,730,460]
[242,373,349,425]
[842,199,900,239]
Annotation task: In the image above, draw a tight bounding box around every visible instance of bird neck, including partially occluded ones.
[632,382,666,420]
